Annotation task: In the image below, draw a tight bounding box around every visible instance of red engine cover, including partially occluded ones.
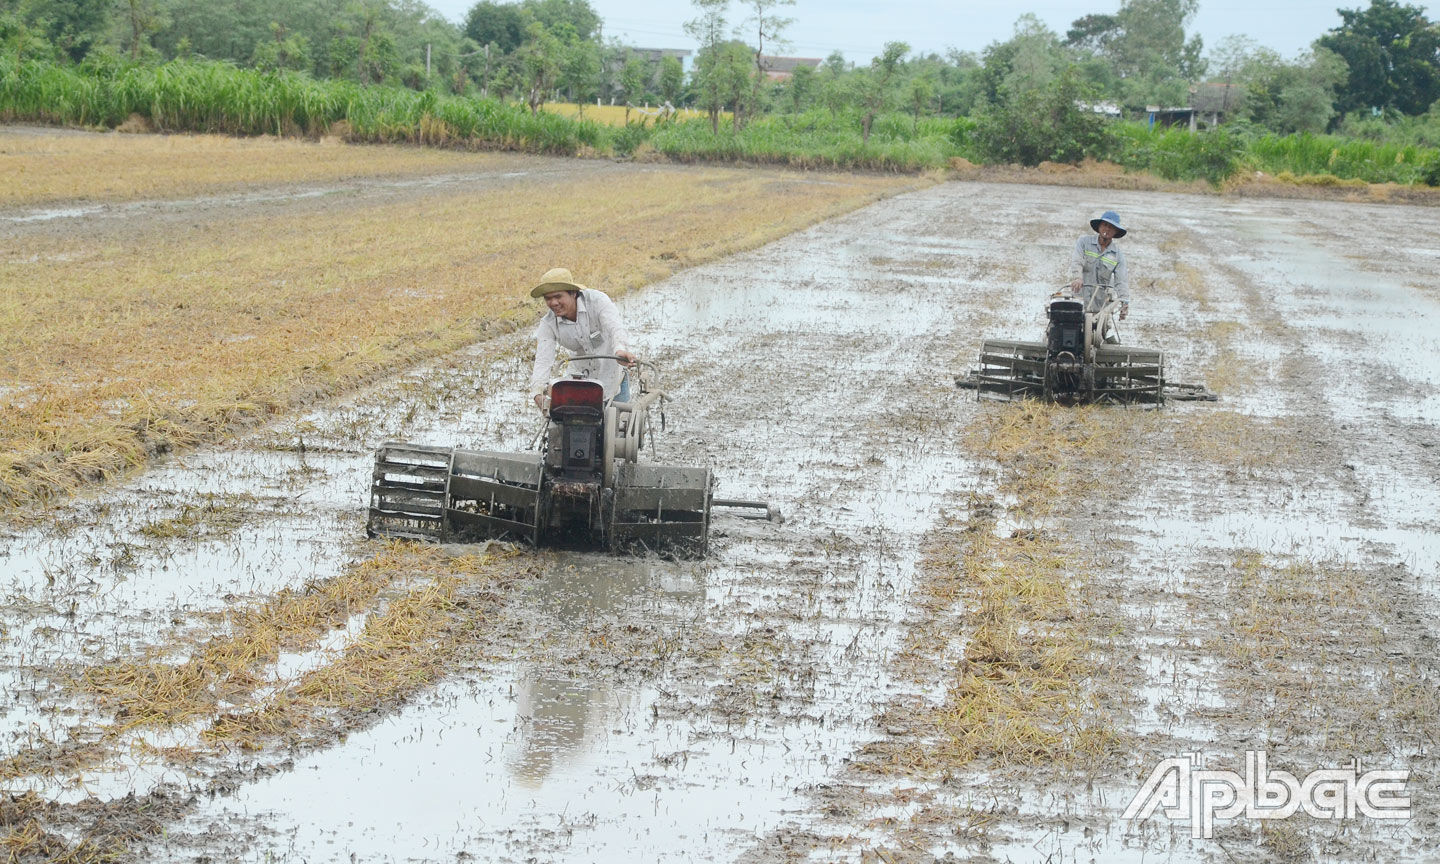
[550,378,604,412]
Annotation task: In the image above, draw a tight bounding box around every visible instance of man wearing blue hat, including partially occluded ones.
[1068,210,1129,341]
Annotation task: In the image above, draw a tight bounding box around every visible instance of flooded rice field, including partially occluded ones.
[3,177,1439,863]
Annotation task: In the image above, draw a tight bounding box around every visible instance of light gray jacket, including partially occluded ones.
[1070,235,1130,306]
[529,289,631,399]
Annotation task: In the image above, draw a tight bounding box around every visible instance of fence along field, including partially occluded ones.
[0,129,927,508]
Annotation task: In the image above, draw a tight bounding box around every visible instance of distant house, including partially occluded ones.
[609,46,693,79]
[1190,82,1243,126]
[1083,101,1122,118]
[758,55,823,82]
[1147,83,1244,130]
[1147,105,1197,131]
[604,47,694,102]
[625,47,693,66]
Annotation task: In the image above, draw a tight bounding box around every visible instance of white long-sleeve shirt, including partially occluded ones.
[529,289,631,399]
[1069,235,1130,307]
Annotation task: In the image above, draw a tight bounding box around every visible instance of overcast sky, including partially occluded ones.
[424,0,1436,64]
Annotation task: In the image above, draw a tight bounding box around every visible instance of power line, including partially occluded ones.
[603,23,890,57]
[599,15,896,55]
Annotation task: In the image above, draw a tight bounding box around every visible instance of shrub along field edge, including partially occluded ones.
[3,56,1439,187]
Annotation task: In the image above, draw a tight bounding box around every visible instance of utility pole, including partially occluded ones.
[426,43,431,76]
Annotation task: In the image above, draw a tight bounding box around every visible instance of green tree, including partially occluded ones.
[560,36,599,110]
[1066,13,1119,55]
[742,0,794,119]
[1113,0,1205,80]
[685,0,729,132]
[1319,0,1440,115]
[1275,52,1349,132]
[817,51,851,117]
[659,54,683,105]
[351,1,398,84]
[119,0,164,60]
[252,21,310,72]
[519,19,562,112]
[860,41,908,143]
[1230,44,1348,133]
[0,12,57,62]
[463,1,526,54]
[1003,14,1066,96]
[980,15,1069,105]
[525,0,598,41]
[974,66,1111,165]
[23,0,110,61]
[388,0,467,88]
[151,0,279,67]
[786,61,813,112]
[620,54,645,120]
[940,48,985,115]
[909,73,934,134]
[1066,0,1205,106]
[718,40,751,129]
[469,40,503,96]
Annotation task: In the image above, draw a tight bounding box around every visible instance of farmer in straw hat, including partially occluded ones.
[528,267,637,410]
[1068,209,1130,343]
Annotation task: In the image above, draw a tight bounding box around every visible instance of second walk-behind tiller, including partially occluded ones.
[961,285,1213,405]
[366,356,776,557]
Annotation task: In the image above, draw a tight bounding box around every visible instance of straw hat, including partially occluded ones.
[529,267,586,298]
[1089,210,1127,237]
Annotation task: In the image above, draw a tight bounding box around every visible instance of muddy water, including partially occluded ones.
[5,179,1440,862]
[134,188,990,862]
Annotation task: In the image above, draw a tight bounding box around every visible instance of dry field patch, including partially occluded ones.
[0,133,927,507]
[0,130,517,208]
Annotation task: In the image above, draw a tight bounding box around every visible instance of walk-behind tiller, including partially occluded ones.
[366,356,777,557]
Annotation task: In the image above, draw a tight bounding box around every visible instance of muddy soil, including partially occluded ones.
[2,177,1438,863]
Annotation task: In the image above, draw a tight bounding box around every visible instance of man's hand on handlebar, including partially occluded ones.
[533,392,546,411]
[1069,278,1082,291]
[616,349,638,368]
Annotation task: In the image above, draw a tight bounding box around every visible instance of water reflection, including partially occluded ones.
[509,674,615,787]
[505,552,703,787]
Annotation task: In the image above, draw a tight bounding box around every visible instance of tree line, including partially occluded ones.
[2,0,1438,144]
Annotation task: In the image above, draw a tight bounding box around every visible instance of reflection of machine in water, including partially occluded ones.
[505,555,703,787]
[508,673,617,788]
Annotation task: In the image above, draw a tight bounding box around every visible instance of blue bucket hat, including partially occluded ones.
[1090,210,1126,237]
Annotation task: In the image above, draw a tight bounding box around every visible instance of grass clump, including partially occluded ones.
[1246,131,1439,185]
[206,575,465,748]
[0,56,604,155]
[871,403,1141,777]
[918,513,1115,768]
[1212,552,1440,754]
[0,818,123,864]
[3,542,527,786]
[136,492,257,541]
[79,543,472,728]
[649,111,964,172]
